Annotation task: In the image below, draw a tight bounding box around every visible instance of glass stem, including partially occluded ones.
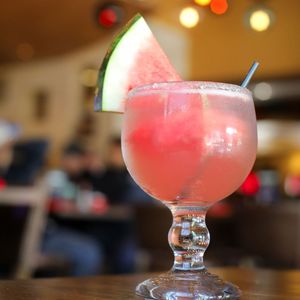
[168,205,210,271]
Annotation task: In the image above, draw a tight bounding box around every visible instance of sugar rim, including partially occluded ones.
[127,81,252,99]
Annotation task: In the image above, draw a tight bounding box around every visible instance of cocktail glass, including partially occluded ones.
[121,81,257,299]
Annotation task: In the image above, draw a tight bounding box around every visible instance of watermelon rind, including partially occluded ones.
[94,14,152,113]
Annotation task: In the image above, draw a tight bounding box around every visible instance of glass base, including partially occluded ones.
[136,269,241,300]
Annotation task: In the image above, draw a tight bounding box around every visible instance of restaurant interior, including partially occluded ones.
[0,0,299,280]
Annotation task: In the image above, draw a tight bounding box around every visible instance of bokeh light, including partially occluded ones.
[286,152,300,176]
[249,9,271,32]
[240,172,260,196]
[98,8,117,28]
[253,82,273,100]
[179,7,200,28]
[96,4,123,28]
[210,0,228,15]
[194,0,211,6]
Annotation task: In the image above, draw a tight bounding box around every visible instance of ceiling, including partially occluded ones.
[0,0,147,64]
[1,1,299,81]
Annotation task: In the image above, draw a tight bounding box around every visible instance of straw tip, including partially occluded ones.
[241,61,260,88]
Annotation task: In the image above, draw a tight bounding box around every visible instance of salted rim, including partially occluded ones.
[127,81,252,99]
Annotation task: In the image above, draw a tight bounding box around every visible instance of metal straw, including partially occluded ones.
[241,61,260,88]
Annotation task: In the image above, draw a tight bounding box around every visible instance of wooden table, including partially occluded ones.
[0,268,300,299]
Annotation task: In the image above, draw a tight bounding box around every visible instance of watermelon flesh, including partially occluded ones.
[122,92,204,201]
[95,14,181,113]
[125,34,181,91]
[122,89,256,204]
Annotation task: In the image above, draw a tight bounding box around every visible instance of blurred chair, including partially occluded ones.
[0,182,49,278]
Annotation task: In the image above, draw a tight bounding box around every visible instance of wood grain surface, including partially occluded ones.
[0,268,300,299]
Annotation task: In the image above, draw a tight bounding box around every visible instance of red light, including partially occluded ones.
[0,178,6,190]
[210,0,228,15]
[98,8,118,28]
[240,172,260,196]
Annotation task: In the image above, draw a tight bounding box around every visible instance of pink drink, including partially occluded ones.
[122,82,257,205]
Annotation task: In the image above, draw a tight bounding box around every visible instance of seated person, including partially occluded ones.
[87,137,153,273]
[60,143,86,186]
[92,137,153,204]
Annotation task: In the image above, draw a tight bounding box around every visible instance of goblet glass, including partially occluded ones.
[121,81,257,299]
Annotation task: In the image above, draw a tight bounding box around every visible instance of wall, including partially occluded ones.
[0,20,189,165]
[153,0,300,81]
[190,0,300,81]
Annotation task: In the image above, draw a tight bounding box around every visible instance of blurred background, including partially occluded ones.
[0,0,299,279]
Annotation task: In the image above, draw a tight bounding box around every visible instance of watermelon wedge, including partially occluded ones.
[94,14,181,113]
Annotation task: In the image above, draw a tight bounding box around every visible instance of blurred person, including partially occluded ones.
[62,138,153,204]
[93,137,129,203]
[4,139,48,186]
[42,143,103,276]
[55,138,153,274]
[81,149,105,190]
[0,121,19,178]
[90,137,154,274]
[60,143,104,192]
[61,143,86,186]
[94,137,153,204]
[57,139,137,273]
[84,150,104,175]
[41,222,102,277]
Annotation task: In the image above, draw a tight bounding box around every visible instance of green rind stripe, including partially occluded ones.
[94,13,142,112]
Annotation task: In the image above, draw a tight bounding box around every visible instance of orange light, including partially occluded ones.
[210,0,228,15]
[194,0,211,6]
